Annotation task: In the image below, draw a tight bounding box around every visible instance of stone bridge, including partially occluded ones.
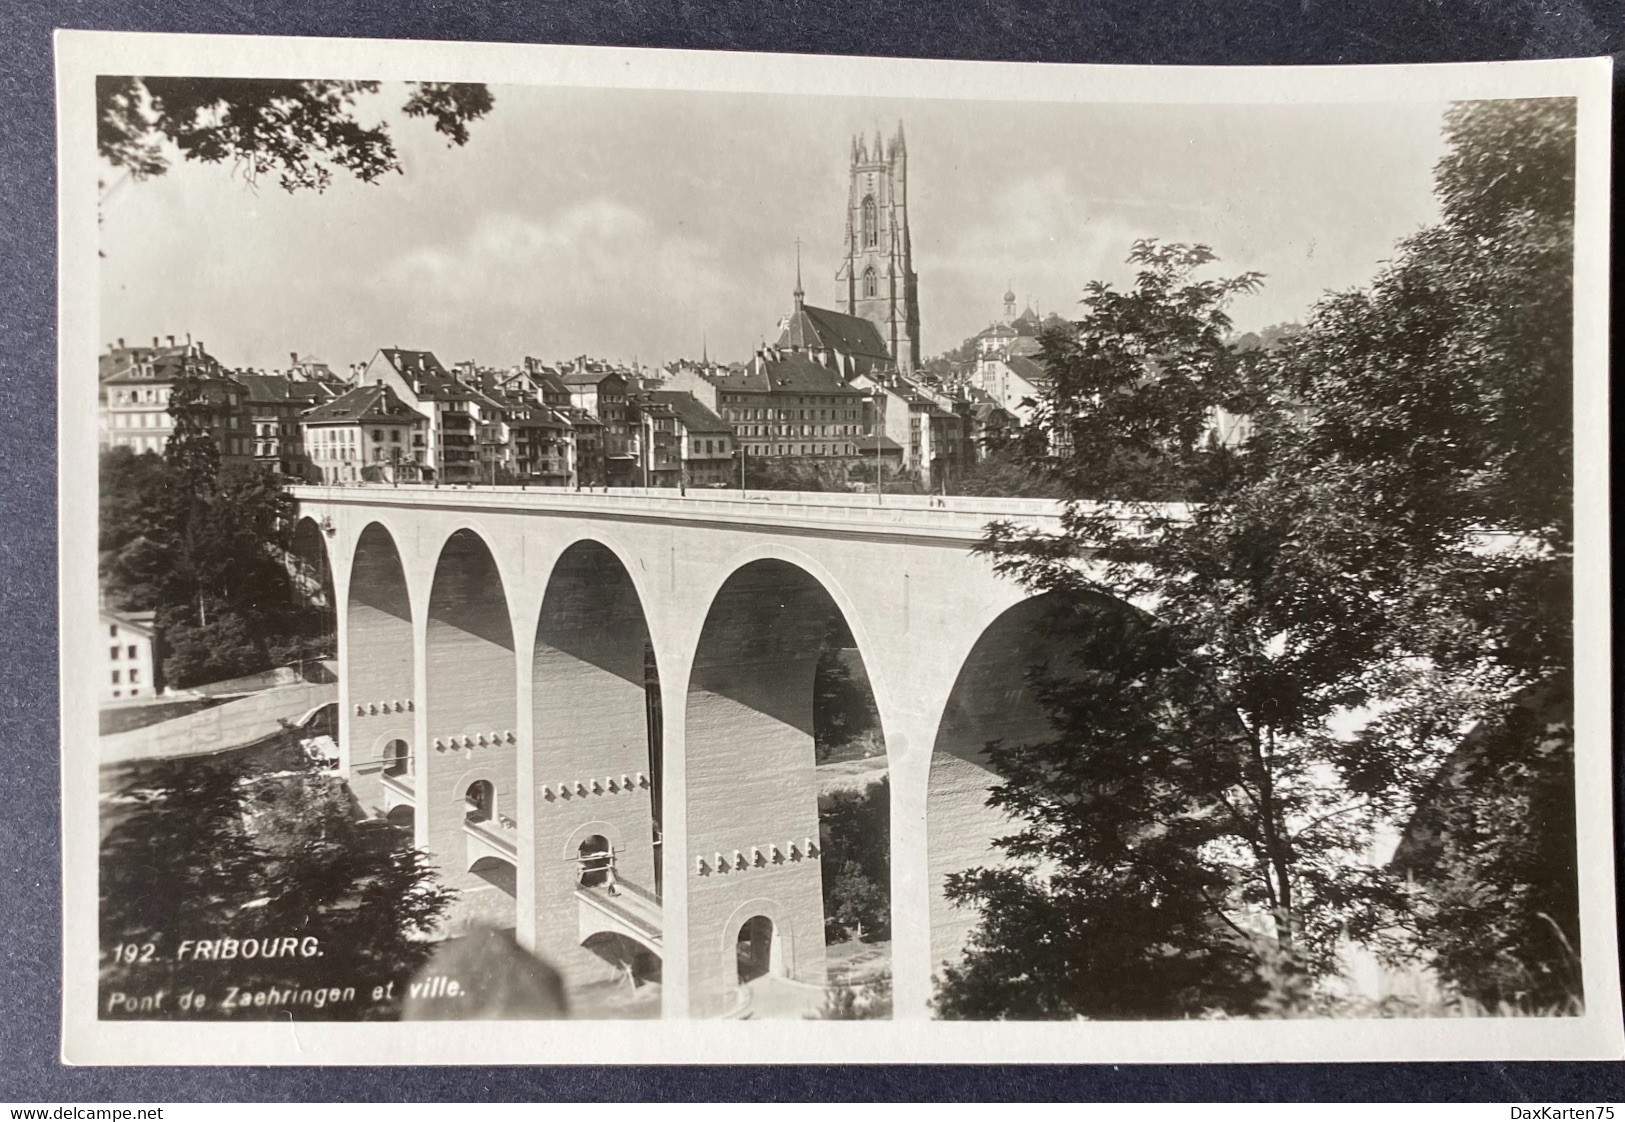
[292,483,1115,1019]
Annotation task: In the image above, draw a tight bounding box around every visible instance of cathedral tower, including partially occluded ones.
[839,122,920,372]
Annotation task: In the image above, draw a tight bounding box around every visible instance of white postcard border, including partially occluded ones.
[57,30,1619,1064]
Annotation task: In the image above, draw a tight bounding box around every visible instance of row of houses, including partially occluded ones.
[97,288,1045,491]
[97,338,742,489]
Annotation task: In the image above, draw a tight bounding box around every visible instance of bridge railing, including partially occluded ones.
[287,482,1193,539]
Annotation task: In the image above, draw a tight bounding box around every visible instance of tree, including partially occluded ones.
[97,77,493,192]
[938,97,1579,1018]
[101,440,326,688]
[946,448,1067,499]
[100,752,455,1020]
[819,777,891,942]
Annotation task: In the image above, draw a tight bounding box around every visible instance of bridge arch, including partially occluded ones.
[425,527,519,933]
[289,515,336,659]
[530,538,664,1005]
[344,522,414,812]
[684,556,891,1019]
[925,588,1142,983]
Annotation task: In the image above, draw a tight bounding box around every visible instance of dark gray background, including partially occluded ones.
[4,0,1621,1101]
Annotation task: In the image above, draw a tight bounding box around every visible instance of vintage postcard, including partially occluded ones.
[58,31,1618,1063]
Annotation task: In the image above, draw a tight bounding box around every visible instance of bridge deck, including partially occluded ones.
[289,483,1118,544]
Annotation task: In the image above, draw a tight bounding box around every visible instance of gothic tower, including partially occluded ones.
[840,122,920,372]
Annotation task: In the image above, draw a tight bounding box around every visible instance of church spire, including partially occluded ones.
[793,237,804,309]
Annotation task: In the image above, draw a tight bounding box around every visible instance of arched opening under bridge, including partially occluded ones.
[426,529,517,933]
[344,523,413,814]
[531,540,663,1009]
[685,558,889,1019]
[925,591,1146,991]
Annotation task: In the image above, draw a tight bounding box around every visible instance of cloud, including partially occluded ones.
[375,201,735,361]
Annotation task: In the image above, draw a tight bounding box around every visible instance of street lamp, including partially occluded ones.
[872,388,885,505]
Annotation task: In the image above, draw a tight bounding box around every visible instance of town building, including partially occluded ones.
[235,372,328,480]
[559,360,636,485]
[101,607,157,704]
[710,351,869,459]
[626,395,683,488]
[835,123,920,372]
[643,391,735,487]
[852,371,965,487]
[98,336,252,466]
[301,382,427,484]
[361,348,480,482]
[968,291,1054,425]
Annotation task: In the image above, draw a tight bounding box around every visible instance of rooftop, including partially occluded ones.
[303,383,422,426]
[644,391,731,434]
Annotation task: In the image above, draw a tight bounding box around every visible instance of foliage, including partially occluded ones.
[100,384,332,687]
[100,750,455,1020]
[946,448,1067,499]
[938,98,1580,1018]
[819,778,891,943]
[1394,678,1580,1009]
[1013,239,1264,501]
[813,977,893,1020]
[97,77,492,192]
[813,642,884,764]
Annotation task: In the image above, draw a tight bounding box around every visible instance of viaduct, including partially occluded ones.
[292,483,1097,1019]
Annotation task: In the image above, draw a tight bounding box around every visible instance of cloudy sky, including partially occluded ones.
[99,82,1452,371]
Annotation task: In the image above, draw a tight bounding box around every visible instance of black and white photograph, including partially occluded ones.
[57,32,1617,1063]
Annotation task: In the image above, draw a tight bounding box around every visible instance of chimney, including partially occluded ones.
[116,337,125,349]
[152,337,159,348]
[290,352,299,367]
[167,335,175,347]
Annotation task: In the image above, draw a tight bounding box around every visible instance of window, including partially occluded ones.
[863,266,878,298]
[109,646,119,660]
[861,194,877,247]
[127,645,137,659]
[111,670,121,684]
[109,625,118,638]
[373,429,383,442]
[130,668,139,683]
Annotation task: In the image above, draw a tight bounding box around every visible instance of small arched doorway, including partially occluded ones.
[382,739,411,777]
[465,780,495,824]
[578,835,613,888]
[736,915,777,984]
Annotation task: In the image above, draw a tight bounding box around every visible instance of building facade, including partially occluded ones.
[646,391,735,487]
[711,352,868,459]
[363,348,479,482]
[99,337,252,466]
[101,608,157,704]
[301,383,427,484]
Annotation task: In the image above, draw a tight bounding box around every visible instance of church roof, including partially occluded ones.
[777,304,893,363]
